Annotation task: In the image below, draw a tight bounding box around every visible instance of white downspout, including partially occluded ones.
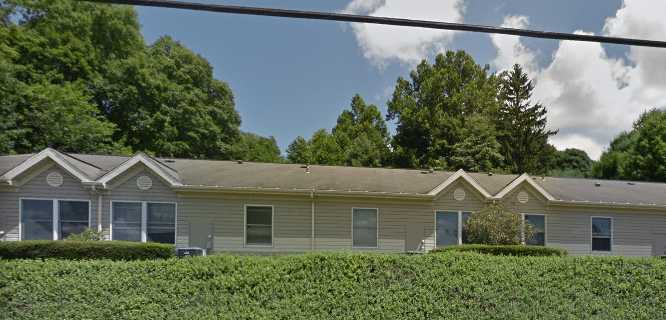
[311,188,315,251]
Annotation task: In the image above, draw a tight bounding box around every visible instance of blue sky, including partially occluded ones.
[136,0,666,159]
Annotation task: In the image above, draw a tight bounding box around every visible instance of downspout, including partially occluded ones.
[310,188,315,251]
[91,185,103,233]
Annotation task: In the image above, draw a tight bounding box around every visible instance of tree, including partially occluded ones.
[547,148,593,178]
[309,129,343,165]
[450,115,504,172]
[593,109,666,182]
[286,136,312,164]
[0,0,243,158]
[464,203,534,245]
[387,51,501,170]
[332,94,389,167]
[496,64,557,174]
[231,132,282,163]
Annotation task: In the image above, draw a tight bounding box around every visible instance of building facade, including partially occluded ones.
[1,148,665,256]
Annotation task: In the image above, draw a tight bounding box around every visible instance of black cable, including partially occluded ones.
[81,0,666,48]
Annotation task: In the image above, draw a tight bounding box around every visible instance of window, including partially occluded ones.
[592,217,612,252]
[111,201,176,244]
[245,205,273,246]
[147,203,176,244]
[436,210,472,246]
[59,201,90,239]
[111,202,142,242]
[523,214,546,246]
[352,208,378,248]
[21,199,54,240]
[21,199,90,240]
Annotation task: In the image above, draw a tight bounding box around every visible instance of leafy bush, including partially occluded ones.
[431,244,567,256]
[65,228,104,241]
[465,203,533,244]
[0,241,174,261]
[1,253,665,319]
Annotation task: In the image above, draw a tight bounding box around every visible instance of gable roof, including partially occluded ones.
[2,149,666,207]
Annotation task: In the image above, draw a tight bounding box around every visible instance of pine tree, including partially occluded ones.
[496,64,557,174]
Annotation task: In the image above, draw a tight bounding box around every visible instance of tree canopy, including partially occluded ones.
[0,0,279,160]
[593,109,666,182]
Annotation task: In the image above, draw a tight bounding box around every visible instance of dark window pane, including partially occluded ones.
[592,237,611,251]
[461,212,472,244]
[59,201,89,239]
[147,203,175,244]
[525,215,546,246]
[246,206,273,245]
[21,199,53,240]
[246,225,272,245]
[353,209,377,247]
[112,202,142,241]
[592,218,611,237]
[436,211,458,246]
[246,206,272,225]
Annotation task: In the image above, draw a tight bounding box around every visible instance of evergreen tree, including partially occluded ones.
[286,136,312,164]
[496,64,557,174]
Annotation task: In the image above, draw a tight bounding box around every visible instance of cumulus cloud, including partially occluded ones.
[490,15,537,75]
[344,0,465,66]
[491,1,666,160]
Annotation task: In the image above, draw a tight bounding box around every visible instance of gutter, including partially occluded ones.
[173,185,434,200]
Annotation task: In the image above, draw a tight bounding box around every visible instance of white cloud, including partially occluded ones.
[491,1,666,160]
[490,15,537,75]
[344,0,465,67]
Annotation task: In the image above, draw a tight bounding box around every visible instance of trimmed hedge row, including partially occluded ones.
[431,244,567,256]
[0,240,174,260]
[1,252,665,319]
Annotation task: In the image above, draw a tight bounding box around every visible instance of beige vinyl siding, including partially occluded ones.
[431,179,487,250]
[102,164,178,240]
[546,206,666,256]
[501,183,548,213]
[1,159,95,241]
[177,193,312,252]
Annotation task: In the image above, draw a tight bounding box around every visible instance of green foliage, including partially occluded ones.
[496,64,557,174]
[64,228,104,241]
[1,253,665,319]
[387,51,501,170]
[593,109,666,182]
[0,240,174,260]
[0,0,248,159]
[287,95,389,167]
[464,203,532,245]
[431,244,567,256]
[547,148,594,178]
[231,132,282,163]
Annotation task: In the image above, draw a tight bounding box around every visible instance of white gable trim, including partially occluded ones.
[0,148,93,185]
[97,153,182,188]
[494,173,555,201]
[428,169,492,199]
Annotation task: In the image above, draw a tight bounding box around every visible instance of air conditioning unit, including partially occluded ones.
[176,247,206,258]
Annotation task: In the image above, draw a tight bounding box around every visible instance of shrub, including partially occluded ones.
[65,228,104,241]
[0,240,174,260]
[0,253,664,319]
[465,203,533,244]
[431,244,567,256]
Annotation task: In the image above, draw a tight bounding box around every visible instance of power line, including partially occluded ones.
[82,0,666,49]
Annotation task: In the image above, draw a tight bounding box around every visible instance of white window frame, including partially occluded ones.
[434,210,472,247]
[19,197,91,240]
[351,207,379,249]
[521,213,547,246]
[244,204,274,248]
[591,216,613,253]
[110,200,177,243]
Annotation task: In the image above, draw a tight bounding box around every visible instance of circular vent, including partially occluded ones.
[453,188,466,201]
[46,172,63,187]
[136,175,153,190]
[517,191,529,204]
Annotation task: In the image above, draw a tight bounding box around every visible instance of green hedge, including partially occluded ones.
[1,253,665,319]
[431,244,567,256]
[0,240,174,260]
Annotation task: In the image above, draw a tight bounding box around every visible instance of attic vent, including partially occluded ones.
[163,159,176,163]
[517,191,529,204]
[453,188,466,201]
[46,172,63,187]
[237,160,243,164]
[594,182,602,187]
[305,165,311,174]
[487,172,493,176]
[627,182,636,186]
[136,175,153,190]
